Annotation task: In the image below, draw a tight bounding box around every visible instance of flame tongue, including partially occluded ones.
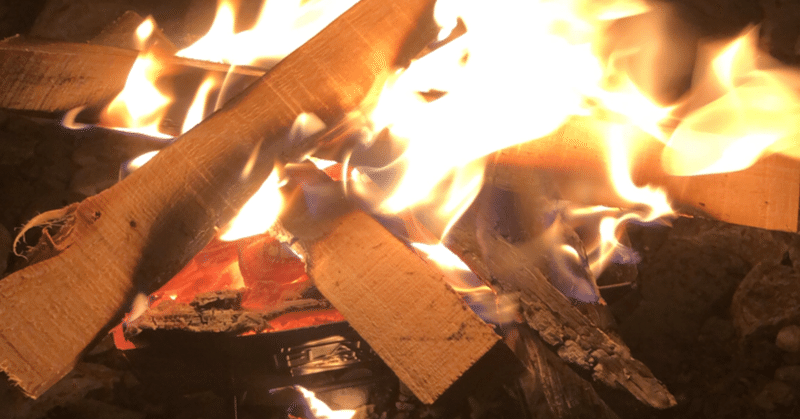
[104,0,800,310]
[663,27,800,176]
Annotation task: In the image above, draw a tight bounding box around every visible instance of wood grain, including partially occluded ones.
[270,169,500,404]
[0,0,436,398]
[493,117,800,232]
[0,37,265,115]
[446,197,677,409]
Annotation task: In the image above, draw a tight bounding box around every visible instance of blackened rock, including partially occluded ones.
[732,261,800,340]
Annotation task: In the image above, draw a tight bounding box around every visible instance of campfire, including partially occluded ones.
[1,0,800,417]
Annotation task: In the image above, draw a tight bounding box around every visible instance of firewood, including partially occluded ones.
[270,165,500,404]
[446,193,677,410]
[0,0,437,398]
[492,116,800,233]
[506,324,620,419]
[89,11,177,54]
[0,37,265,115]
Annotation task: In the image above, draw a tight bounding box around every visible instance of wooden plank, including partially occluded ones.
[270,167,499,404]
[0,37,266,115]
[0,38,138,114]
[506,324,620,419]
[0,0,437,398]
[446,193,677,409]
[89,11,177,54]
[493,116,800,232]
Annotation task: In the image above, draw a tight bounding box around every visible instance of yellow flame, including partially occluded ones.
[135,18,155,47]
[296,386,356,419]
[351,0,616,237]
[177,0,360,66]
[101,0,800,286]
[573,124,672,276]
[663,27,800,175]
[101,0,359,138]
[412,242,471,272]
[219,170,284,241]
[182,76,220,133]
[127,150,159,172]
[412,242,492,292]
[101,50,173,139]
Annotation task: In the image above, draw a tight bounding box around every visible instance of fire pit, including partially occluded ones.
[1,0,800,418]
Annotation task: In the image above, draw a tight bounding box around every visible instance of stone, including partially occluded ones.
[731,259,800,339]
[776,325,800,353]
[775,365,800,382]
[753,380,795,411]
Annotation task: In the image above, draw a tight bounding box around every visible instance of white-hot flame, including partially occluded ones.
[100,0,800,291]
[100,49,173,139]
[663,27,800,176]
[178,0,360,66]
[219,170,284,242]
[296,386,356,419]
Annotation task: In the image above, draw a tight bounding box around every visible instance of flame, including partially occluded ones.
[662,27,800,176]
[99,0,800,304]
[177,0,360,66]
[135,17,156,48]
[348,0,664,239]
[412,242,516,325]
[98,0,359,138]
[100,48,173,139]
[219,170,284,241]
[296,386,356,419]
[182,76,221,133]
[412,242,490,293]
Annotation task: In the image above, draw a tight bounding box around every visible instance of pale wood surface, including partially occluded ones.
[0,38,266,115]
[271,169,500,404]
[494,117,800,233]
[0,38,138,113]
[0,0,436,398]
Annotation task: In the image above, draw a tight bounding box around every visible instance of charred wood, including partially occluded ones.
[446,188,677,409]
[123,290,333,336]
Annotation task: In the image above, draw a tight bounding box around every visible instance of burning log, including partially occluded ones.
[0,37,266,115]
[0,0,437,398]
[270,165,501,404]
[493,116,800,233]
[446,194,677,409]
[506,323,620,419]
